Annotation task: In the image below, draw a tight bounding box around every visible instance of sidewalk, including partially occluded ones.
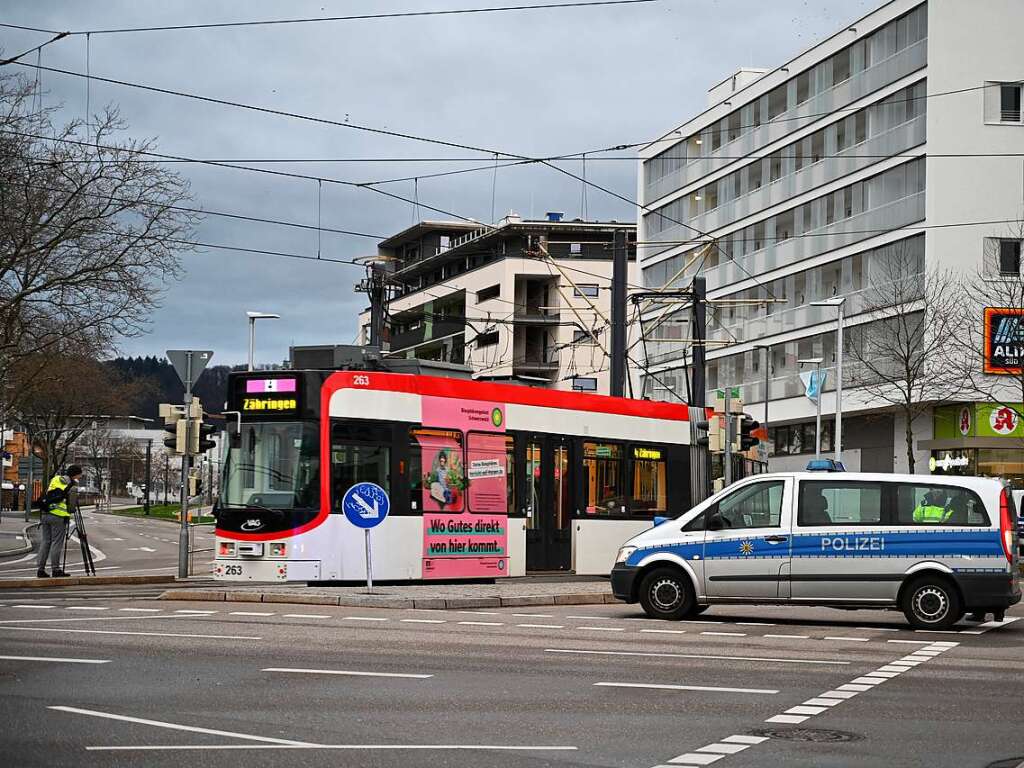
[161,575,617,610]
[0,513,36,557]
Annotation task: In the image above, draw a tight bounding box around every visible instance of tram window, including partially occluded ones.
[330,443,390,512]
[224,422,319,509]
[410,428,465,513]
[631,445,667,514]
[583,442,625,515]
[466,433,514,514]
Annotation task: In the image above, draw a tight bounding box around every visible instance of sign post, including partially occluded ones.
[342,482,390,594]
[167,349,213,579]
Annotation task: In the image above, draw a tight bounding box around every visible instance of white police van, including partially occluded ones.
[611,469,1020,629]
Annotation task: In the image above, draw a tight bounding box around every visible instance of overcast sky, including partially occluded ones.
[3,0,876,366]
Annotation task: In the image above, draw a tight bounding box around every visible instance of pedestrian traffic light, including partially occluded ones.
[735,414,761,452]
[159,403,186,455]
[695,413,724,453]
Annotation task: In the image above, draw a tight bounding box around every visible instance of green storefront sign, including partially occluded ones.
[934,403,1024,440]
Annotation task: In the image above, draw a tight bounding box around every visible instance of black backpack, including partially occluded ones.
[34,485,68,512]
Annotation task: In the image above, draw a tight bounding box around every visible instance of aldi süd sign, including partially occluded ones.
[983,307,1024,375]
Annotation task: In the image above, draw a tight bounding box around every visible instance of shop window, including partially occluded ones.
[584,442,624,515]
[409,428,464,513]
[798,481,882,526]
[466,433,514,514]
[631,446,667,514]
[895,484,990,526]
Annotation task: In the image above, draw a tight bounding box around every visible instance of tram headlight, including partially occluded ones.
[615,545,637,564]
[218,542,235,557]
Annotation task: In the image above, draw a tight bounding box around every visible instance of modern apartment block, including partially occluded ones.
[637,0,1024,480]
[361,215,637,395]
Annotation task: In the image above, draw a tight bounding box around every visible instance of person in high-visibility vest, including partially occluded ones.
[912,489,950,524]
[36,465,82,578]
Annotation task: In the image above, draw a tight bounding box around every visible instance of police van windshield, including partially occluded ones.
[220,421,319,510]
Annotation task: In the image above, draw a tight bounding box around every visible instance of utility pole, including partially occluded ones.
[723,388,733,487]
[691,276,711,504]
[23,427,32,523]
[144,439,152,515]
[163,455,168,506]
[179,353,194,579]
[610,228,628,397]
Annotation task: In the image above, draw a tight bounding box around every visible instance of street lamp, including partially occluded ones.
[811,297,846,464]
[246,311,280,372]
[799,357,825,460]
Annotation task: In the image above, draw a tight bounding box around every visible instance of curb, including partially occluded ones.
[0,523,37,558]
[0,574,177,589]
[159,588,618,609]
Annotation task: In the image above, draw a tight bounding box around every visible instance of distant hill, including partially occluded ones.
[107,356,239,419]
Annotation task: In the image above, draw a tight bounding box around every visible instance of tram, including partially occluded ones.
[213,368,691,581]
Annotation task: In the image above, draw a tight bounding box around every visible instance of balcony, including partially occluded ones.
[704,191,925,291]
[389,317,465,353]
[513,358,560,379]
[643,36,928,205]
[512,309,561,326]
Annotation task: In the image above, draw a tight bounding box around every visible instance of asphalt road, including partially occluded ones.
[0,595,1020,768]
[0,510,215,581]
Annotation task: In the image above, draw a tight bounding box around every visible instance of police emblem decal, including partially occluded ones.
[739,540,754,556]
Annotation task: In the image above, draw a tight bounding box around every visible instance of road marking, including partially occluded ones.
[0,654,110,664]
[108,538,124,541]
[343,616,388,622]
[512,613,553,618]
[174,610,217,615]
[887,639,932,645]
[230,612,276,617]
[662,754,725,765]
[65,606,109,611]
[824,636,870,642]
[576,626,624,632]
[0,626,260,640]
[837,683,873,692]
[118,608,161,613]
[12,604,55,609]
[819,690,858,699]
[594,682,778,695]
[517,623,564,629]
[127,547,157,552]
[680,619,724,624]
[51,705,315,746]
[765,714,808,724]
[458,611,500,616]
[803,697,842,707]
[736,622,774,626]
[545,649,849,666]
[400,619,446,624]
[566,615,609,620]
[764,634,809,639]
[284,614,329,619]
[458,621,504,627]
[85,744,579,752]
[701,631,745,637]
[786,705,829,716]
[851,676,887,685]
[640,629,686,635]
[262,668,432,679]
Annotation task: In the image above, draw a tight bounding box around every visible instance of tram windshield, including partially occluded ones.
[220,421,319,510]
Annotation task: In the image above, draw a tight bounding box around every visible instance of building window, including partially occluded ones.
[572,329,593,344]
[572,376,598,392]
[569,242,582,254]
[1001,84,1022,122]
[574,284,600,298]
[476,284,500,302]
[999,240,1022,275]
[475,331,499,347]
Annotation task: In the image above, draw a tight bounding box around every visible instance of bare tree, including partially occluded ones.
[0,72,198,406]
[956,219,1024,424]
[845,244,972,473]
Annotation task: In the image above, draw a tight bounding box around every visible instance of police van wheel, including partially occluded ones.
[901,577,962,630]
[638,567,697,621]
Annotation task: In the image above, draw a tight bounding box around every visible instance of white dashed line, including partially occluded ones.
[174,610,217,615]
[887,639,932,645]
[595,682,778,695]
[118,608,161,613]
[701,631,746,637]
[457,621,504,627]
[576,626,625,632]
[517,624,565,629]
[12,605,55,609]
[400,619,447,624]
[229,612,276,617]
[283,614,329,619]
[640,629,686,635]
[566,615,610,620]
[824,636,870,642]
[545,649,849,665]
[764,634,809,639]
[736,622,774,626]
[65,606,109,611]
[458,611,500,616]
[511,613,553,618]
[262,668,432,679]
[343,616,388,622]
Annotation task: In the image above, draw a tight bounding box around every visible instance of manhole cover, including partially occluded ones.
[985,759,1024,768]
[750,727,861,743]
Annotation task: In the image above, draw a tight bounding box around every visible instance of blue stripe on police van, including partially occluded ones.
[626,529,1002,567]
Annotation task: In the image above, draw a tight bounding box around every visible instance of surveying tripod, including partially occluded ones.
[61,502,96,576]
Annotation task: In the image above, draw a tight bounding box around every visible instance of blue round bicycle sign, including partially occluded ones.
[342,482,390,529]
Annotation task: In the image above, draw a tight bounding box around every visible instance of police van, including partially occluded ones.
[611,470,1020,629]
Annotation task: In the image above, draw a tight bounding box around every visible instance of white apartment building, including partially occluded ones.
[361,215,638,395]
[638,0,1024,479]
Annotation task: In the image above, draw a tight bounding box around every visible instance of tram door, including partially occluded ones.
[523,435,572,571]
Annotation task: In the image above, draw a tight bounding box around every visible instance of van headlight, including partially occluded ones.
[615,545,637,564]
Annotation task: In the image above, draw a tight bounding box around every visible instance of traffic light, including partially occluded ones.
[188,471,202,497]
[735,414,761,452]
[159,403,186,454]
[195,422,217,454]
[695,413,725,453]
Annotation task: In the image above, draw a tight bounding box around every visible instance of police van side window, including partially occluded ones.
[895,484,990,527]
[681,510,706,532]
[798,481,882,527]
[713,481,785,529]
